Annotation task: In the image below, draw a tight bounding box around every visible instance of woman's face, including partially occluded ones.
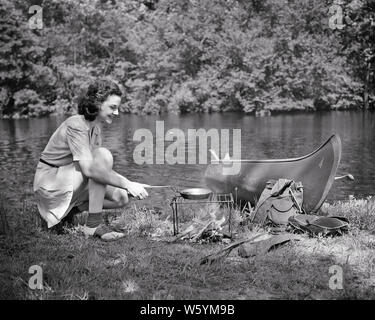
[98,95,121,124]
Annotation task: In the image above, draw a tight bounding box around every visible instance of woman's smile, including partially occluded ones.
[99,95,121,124]
[106,114,115,124]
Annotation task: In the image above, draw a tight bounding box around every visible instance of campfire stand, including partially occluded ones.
[170,193,234,236]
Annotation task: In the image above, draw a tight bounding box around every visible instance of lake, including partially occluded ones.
[0,111,374,210]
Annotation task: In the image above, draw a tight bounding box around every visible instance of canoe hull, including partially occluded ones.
[204,135,342,213]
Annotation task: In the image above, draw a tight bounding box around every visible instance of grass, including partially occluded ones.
[0,194,374,300]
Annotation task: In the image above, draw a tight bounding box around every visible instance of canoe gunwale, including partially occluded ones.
[210,134,340,164]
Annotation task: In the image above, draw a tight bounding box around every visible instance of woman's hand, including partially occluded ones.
[126,182,150,200]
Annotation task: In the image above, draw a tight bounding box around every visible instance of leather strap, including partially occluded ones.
[39,158,59,168]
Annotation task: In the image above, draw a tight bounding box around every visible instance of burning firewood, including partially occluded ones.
[173,204,227,243]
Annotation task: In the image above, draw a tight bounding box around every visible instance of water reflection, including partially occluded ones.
[0,111,374,209]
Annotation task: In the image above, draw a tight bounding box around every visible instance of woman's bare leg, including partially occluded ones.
[103,186,129,209]
[67,148,129,232]
[75,195,128,212]
[87,148,130,211]
[88,147,114,213]
[79,147,126,240]
[69,162,129,213]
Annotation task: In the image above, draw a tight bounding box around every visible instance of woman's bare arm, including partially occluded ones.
[78,159,148,198]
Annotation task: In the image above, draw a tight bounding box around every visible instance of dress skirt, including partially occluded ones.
[33,162,88,228]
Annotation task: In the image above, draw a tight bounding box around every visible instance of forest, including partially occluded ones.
[0,0,374,118]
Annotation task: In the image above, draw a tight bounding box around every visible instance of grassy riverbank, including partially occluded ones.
[0,197,374,300]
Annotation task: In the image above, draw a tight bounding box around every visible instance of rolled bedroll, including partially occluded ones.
[204,134,342,214]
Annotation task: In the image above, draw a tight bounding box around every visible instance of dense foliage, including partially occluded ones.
[0,0,374,118]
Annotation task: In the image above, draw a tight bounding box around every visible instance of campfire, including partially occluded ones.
[173,204,232,243]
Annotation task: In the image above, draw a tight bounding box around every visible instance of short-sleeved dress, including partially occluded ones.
[33,115,102,228]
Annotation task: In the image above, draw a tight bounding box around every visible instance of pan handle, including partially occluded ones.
[145,185,173,188]
[145,185,181,193]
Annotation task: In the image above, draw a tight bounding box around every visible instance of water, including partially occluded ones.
[0,111,374,209]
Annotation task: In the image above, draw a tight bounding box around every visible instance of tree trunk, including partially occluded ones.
[364,62,370,110]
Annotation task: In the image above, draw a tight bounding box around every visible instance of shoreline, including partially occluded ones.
[1,107,374,121]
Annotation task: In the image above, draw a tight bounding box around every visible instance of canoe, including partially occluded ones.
[204,134,342,213]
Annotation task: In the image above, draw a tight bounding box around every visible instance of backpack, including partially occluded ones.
[250,178,304,226]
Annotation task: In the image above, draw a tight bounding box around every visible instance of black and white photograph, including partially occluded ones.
[0,0,374,304]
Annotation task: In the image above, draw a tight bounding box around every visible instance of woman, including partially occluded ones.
[33,79,149,241]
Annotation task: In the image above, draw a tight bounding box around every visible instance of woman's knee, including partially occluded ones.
[92,147,113,170]
[113,189,129,207]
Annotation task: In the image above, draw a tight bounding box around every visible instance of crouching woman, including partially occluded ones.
[33,79,149,241]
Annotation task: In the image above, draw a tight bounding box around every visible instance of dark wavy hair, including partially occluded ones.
[77,79,122,121]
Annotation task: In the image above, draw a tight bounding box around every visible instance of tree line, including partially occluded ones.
[0,0,374,118]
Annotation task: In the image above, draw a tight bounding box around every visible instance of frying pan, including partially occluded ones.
[146,185,212,200]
